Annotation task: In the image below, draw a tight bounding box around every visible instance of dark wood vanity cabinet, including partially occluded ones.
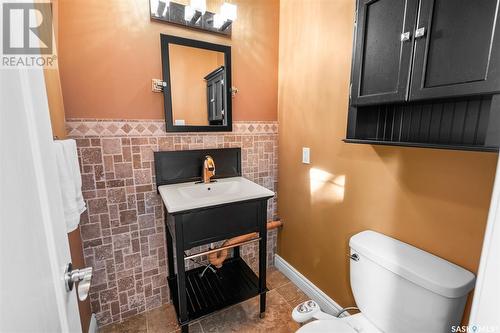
[351,0,500,105]
[155,149,272,333]
[347,0,500,152]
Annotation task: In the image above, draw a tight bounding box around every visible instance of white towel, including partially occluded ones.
[54,139,86,233]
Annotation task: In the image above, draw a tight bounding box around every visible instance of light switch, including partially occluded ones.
[302,147,310,164]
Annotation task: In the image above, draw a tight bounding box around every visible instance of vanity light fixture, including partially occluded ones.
[150,0,236,36]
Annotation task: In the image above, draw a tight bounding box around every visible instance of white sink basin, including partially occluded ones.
[158,177,275,213]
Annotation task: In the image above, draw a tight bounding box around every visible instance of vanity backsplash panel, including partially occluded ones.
[67,119,278,326]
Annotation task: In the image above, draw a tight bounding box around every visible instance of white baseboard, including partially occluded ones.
[274,254,348,317]
[88,313,98,333]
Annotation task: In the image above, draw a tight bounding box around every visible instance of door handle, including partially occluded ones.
[415,27,426,39]
[400,31,411,42]
[64,263,93,301]
[348,253,360,261]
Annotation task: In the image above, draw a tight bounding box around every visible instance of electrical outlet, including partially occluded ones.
[302,147,310,164]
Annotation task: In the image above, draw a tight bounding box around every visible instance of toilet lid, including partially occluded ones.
[296,319,356,333]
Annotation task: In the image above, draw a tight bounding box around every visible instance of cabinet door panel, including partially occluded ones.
[410,0,500,100]
[351,0,418,105]
[180,200,260,249]
[206,71,225,124]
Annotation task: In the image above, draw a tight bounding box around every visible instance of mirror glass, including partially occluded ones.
[161,35,232,132]
[170,44,225,126]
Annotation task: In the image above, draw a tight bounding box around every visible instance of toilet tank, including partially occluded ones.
[349,231,475,333]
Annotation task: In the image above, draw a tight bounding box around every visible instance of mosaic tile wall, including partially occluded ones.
[68,119,279,326]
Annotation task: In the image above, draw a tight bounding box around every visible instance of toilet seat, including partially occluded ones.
[296,318,356,333]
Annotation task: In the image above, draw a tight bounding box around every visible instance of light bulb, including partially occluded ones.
[213,13,225,29]
[161,0,170,17]
[190,0,206,14]
[220,2,237,21]
[150,0,159,15]
[184,5,195,21]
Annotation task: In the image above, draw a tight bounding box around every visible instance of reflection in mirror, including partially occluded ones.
[169,44,226,127]
[161,34,232,132]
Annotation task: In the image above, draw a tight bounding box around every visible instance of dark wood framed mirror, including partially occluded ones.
[160,34,232,132]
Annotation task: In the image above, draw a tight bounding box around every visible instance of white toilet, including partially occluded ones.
[294,230,476,333]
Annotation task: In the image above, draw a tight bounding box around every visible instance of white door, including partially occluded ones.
[0,51,81,333]
[470,156,500,332]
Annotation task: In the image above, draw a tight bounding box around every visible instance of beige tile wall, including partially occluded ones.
[68,119,278,326]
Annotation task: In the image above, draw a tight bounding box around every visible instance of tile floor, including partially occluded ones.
[100,267,308,333]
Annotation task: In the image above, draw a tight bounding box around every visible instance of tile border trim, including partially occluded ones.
[66,119,278,137]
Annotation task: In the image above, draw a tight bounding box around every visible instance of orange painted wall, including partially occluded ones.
[45,67,67,138]
[42,3,92,330]
[169,44,224,125]
[277,0,497,324]
[44,64,92,330]
[58,0,279,121]
[41,0,65,138]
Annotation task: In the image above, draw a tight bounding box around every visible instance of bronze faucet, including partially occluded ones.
[202,155,215,183]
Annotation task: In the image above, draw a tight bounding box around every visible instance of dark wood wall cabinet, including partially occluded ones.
[347,0,500,152]
[205,66,225,126]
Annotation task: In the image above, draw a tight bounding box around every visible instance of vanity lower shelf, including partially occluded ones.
[168,257,265,323]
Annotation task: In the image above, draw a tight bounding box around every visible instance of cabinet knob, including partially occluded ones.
[415,27,426,39]
[400,31,411,42]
